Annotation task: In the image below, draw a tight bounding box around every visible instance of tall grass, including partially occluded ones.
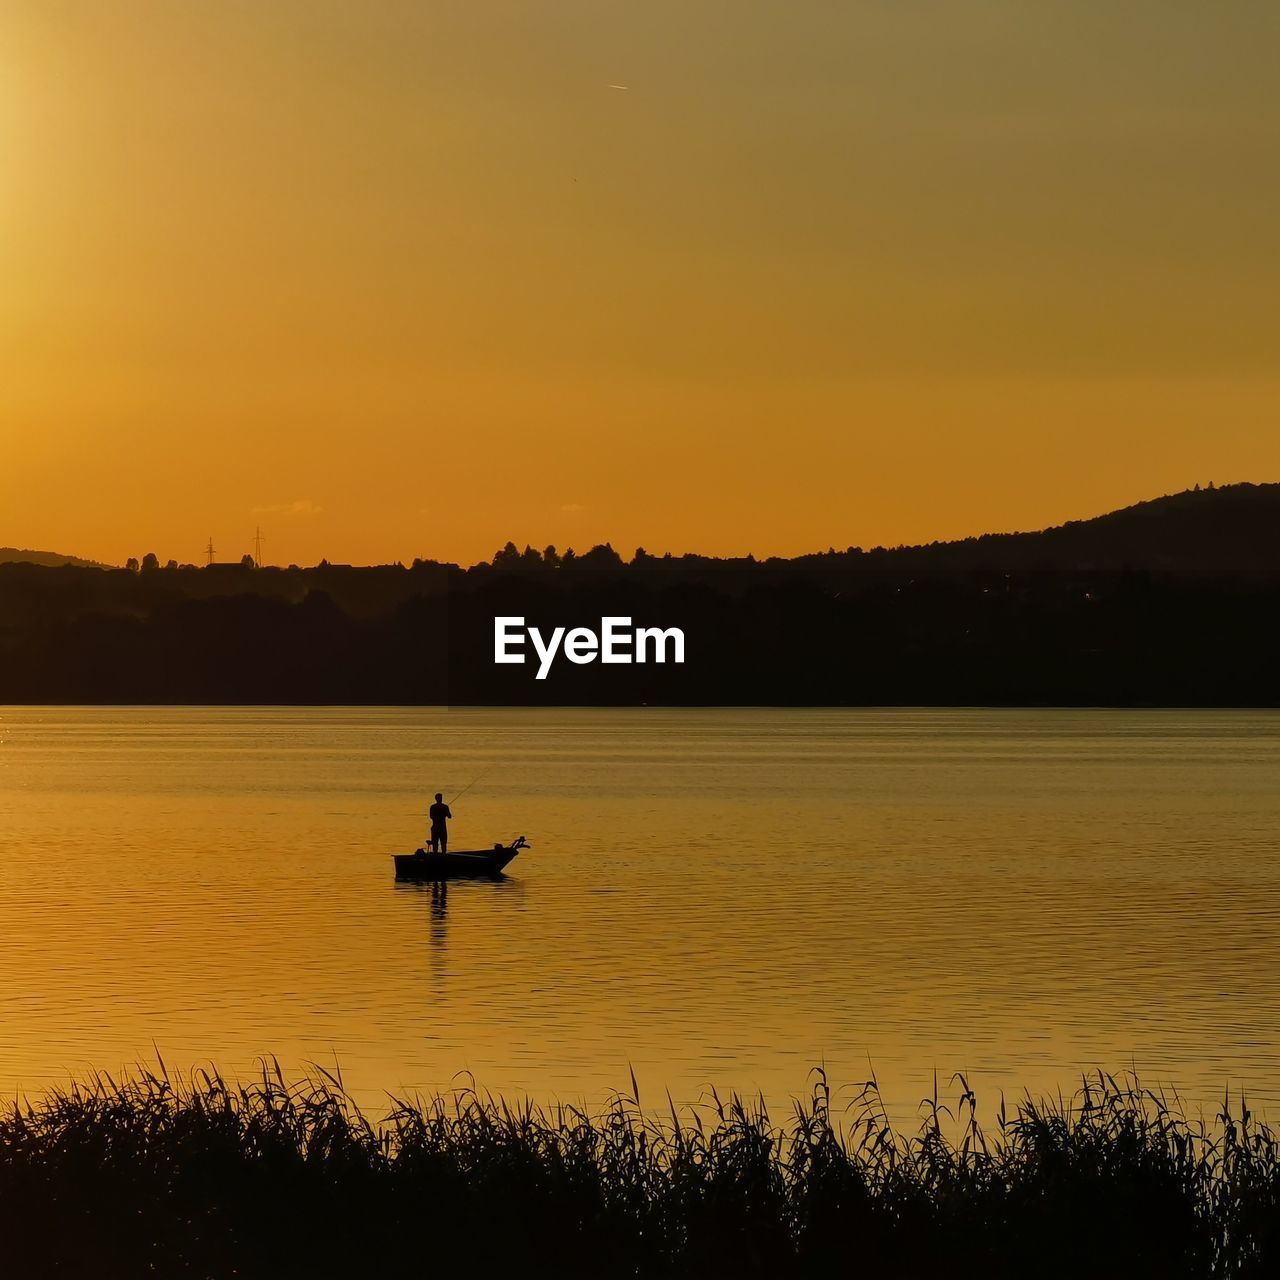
[1,1062,1277,1278]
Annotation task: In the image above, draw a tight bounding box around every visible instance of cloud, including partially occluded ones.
[560,502,586,514]
[608,84,631,90]
[252,499,323,516]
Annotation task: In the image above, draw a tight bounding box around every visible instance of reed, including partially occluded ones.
[0,1062,1276,1278]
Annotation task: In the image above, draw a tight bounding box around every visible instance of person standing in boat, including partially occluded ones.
[428,792,452,854]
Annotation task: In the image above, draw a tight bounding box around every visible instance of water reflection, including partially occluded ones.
[430,880,448,937]
[394,874,525,989]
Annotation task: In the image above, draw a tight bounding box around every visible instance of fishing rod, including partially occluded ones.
[448,765,493,807]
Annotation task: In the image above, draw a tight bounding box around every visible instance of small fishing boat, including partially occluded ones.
[393,836,528,881]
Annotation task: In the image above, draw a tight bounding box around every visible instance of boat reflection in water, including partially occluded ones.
[394,867,523,984]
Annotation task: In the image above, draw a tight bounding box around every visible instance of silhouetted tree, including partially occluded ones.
[543,545,560,568]
[165,559,178,571]
[520,544,542,567]
[493,542,520,567]
[579,543,623,569]
[125,557,139,572]
[141,553,160,571]
[240,554,255,569]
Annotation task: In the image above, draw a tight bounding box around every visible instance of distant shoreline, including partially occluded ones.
[5,484,1280,706]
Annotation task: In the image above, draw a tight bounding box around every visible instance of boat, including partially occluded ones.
[393,836,528,881]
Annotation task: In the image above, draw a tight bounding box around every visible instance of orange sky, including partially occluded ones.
[3,2,1278,567]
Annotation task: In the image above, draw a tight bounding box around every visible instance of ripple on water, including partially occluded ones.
[1,706,1279,1119]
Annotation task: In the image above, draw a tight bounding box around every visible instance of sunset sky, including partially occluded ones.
[3,1,1278,567]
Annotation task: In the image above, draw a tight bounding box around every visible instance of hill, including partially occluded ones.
[839,481,1280,576]
[2,483,1279,705]
[477,482,1280,586]
[0,547,110,569]
[4,483,1276,579]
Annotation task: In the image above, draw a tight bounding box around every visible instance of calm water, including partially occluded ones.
[2,706,1279,1121]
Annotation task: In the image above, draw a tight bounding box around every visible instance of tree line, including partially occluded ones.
[5,483,1280,704]
[1,556,1278,704]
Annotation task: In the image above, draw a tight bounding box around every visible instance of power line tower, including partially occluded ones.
[253,527,265,569]
[206,537,216,566]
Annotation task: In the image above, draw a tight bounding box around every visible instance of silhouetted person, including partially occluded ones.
[428,792,452,854]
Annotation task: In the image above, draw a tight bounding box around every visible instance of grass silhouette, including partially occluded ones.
[1,1061,1276,1277]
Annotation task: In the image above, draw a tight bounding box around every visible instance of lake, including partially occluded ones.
[2,706,1279,1122]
